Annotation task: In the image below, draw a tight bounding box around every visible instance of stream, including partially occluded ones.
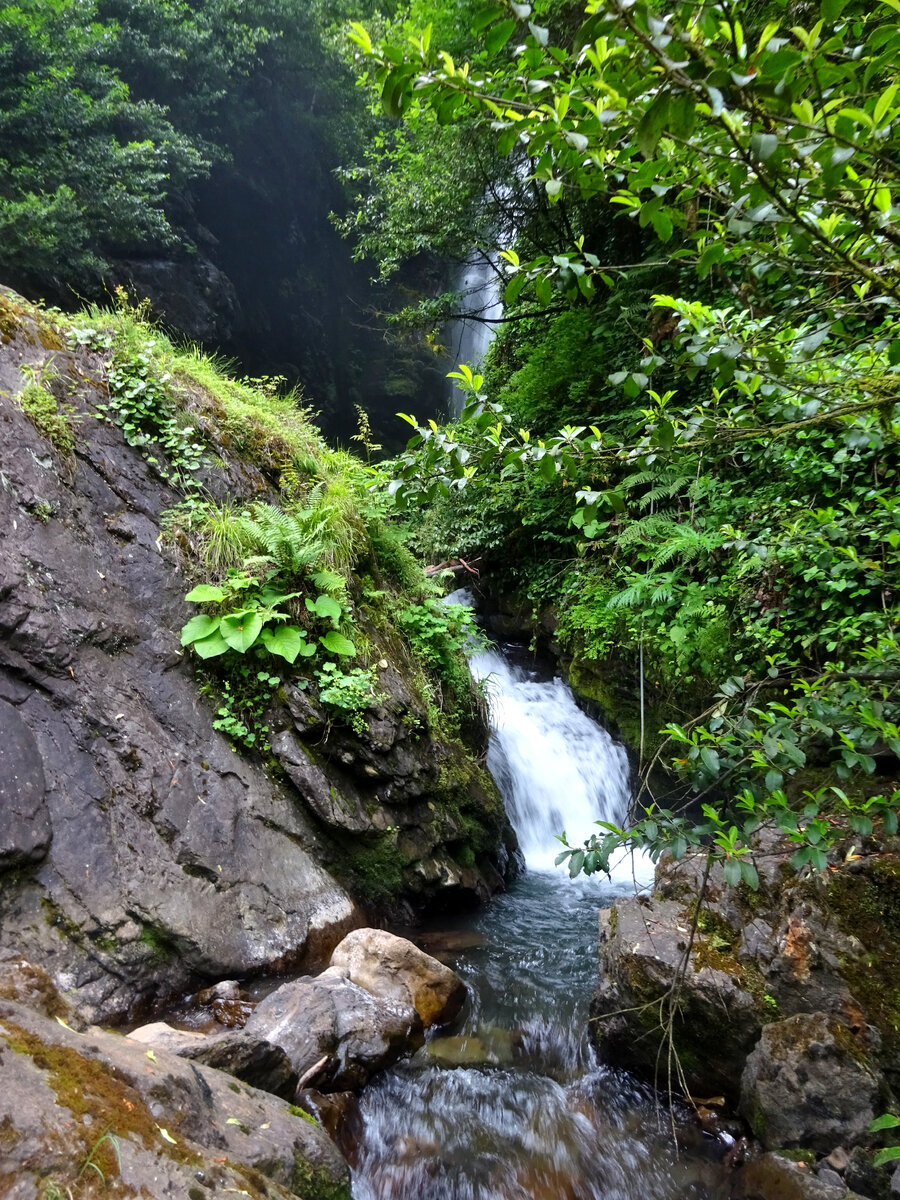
[348,634,732,1200]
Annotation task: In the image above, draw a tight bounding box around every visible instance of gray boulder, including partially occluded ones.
[589,898,762,1101]
[740,1013,883,1153]
[244,966,423,1091]
[0,988,349,1199]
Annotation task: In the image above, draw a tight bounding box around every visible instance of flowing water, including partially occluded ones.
[349,632,732,1200]
[446,255,503,419]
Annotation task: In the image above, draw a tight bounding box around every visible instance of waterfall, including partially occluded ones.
[351,616,728,1200]
[469,647,635,873]
[446,253,503,419]
[445,590,649,883]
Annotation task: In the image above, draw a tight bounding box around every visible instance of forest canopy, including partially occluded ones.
[346,0,900,880]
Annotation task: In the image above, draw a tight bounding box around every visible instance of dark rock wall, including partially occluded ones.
[0,289,513,1025]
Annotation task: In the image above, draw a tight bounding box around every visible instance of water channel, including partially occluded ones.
[348,631,732,1200]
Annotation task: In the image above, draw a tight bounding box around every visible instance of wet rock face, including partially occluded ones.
[0,977,350,1200]
[591,841,900,1180]
[113,255,242,345]
[0,289,512,1024]
[0,700,50,866]
[270,668,518,910]
[740,1013,883,1153]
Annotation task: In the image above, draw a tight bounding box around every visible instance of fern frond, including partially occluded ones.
[607,583,648,609]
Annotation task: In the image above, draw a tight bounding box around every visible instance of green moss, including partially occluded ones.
[288,1104,318,1125]
[139,922,179,961]
[826,857,900,1067]
[40,898,84,944]
[0,292,35,345]
[18,381,76,456]
[775,1147,816,1164]
[290,1154,351,1200]
[566,657,669,759]
[336,833,411,906]
[0,1015,200,1181]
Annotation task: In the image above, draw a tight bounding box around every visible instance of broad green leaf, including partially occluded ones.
[260,625,312,664]
[749,132,778,161]
[504,273,528,305]
[637,94,671,159]
[484,18,516,52]
[185,584,226,603]
[307,594,343,622]
[320,631,357,657]
[191,631,231,659]
[870,1114,900,1132]
[181,614,220,646]
[740,859,760,890]
[724,857,742,886]
[874,1147,900,1167]
[220,611,264,653]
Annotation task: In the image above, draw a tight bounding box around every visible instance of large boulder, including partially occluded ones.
[329,927,467,1027]
[244,967,423,1091]
[591,840,900,1173]
[589,897,763,1102]
[740,1013,883,1153]
[0,977,350,1200]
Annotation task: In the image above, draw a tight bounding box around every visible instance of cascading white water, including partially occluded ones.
[350,617,730,1200]
[469,647,634,871]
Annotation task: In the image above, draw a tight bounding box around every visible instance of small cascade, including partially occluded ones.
[350,622,729,1200]
[469,646,634,872]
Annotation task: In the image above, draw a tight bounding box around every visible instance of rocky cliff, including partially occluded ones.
[0,287,516,1026]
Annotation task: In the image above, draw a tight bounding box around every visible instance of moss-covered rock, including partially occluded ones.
[0,964,350,1200]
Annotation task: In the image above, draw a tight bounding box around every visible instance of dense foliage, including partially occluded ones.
[351,0,900,878]
[0,0,455,447]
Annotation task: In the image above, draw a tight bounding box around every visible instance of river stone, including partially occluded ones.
[0,697,51,867]
[129,1020,299,1098]
[0,992,350,1199]
[732,1153,867,1200]
[329,928,467,1027]
[425,1032,514,1068]
[127,1020,210,1055]
[589,897,762,1101]
[739,1012,882,1152]
[244,966,423,1091]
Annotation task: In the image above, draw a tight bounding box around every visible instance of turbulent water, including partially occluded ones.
[349,629,730,1200]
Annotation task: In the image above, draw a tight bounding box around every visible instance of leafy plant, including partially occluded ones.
[316,663,381,735]
[180,568,358,664]
[212,670,281,751]
[182,572,317,663]
[870,1114,900,1168]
